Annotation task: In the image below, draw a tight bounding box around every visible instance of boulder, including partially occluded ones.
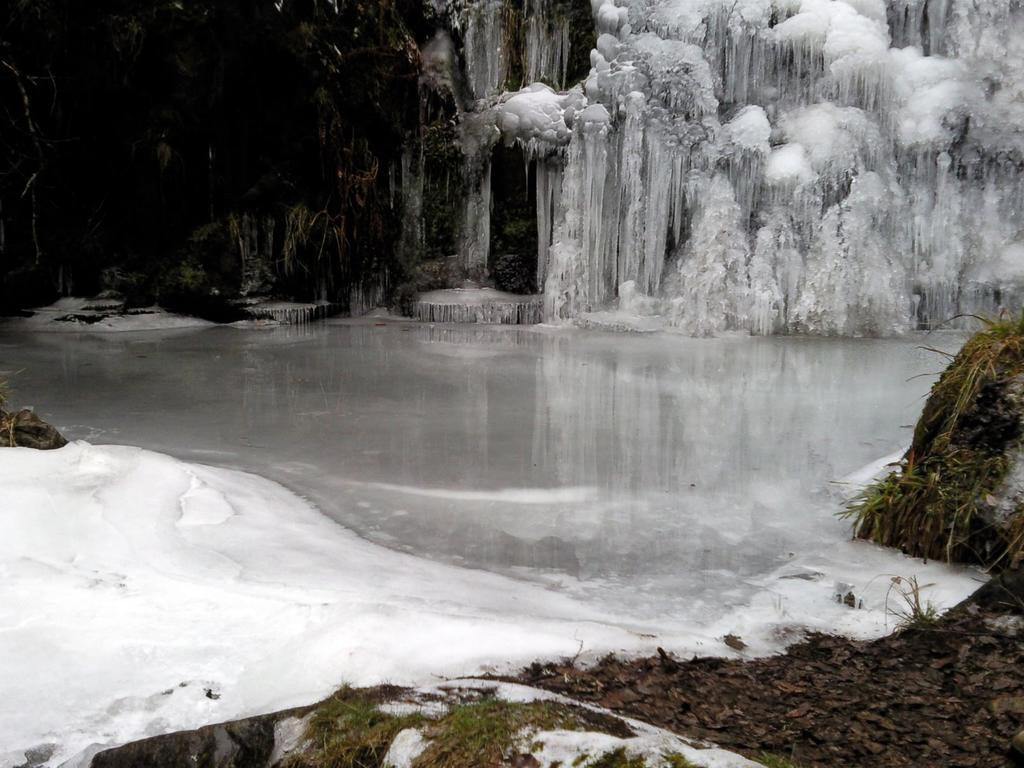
[89,712,292,768]
[1,409,68,450]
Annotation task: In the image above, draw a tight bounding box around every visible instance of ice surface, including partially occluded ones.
[1,320,980,609]
[496,84,582,148]
[0,321,985,764]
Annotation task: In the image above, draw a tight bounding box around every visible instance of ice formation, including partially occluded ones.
[242,300,337,325]
[414,287,544,323]
[446,0,1024,335]
[452,0,580,98]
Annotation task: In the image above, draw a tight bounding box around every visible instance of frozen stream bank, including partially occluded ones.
[0,320,982,763]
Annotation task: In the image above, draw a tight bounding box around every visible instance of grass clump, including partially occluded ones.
[886,575,942,630]
[660,753,699,768]
[589,748,647,768]
[292,687,425,768]
[757,754,804,768]
[415,698,579,768]
[293,688,603,768]
[0,374,16,447]
[844,310,1024,570]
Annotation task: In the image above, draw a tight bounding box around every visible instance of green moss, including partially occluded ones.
[161,257,209,294]
[845,310,1024,569]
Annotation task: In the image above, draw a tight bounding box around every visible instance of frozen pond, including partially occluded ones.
[0,320,972,626]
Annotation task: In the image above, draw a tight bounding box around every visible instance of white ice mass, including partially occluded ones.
[451,0,1024,334]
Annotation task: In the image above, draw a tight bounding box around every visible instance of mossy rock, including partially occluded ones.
[846,310,1024,570]
[89,683,731,768]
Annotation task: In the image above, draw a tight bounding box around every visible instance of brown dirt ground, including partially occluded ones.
[515,576,1024,768]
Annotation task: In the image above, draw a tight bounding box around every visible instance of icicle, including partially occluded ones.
[535,159,561,289]
[616,92,646,294]
[460,160,491,273]
[413,290,543,324]
[463,0,507,98]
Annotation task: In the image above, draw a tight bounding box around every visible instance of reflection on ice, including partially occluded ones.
[0,320,970,623]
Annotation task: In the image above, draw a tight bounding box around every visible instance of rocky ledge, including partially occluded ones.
[86,682,751,768]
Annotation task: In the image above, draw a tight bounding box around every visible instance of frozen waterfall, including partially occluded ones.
[440,0,1024,335]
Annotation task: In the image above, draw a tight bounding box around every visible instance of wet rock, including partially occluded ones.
[511,754,541,768]
[1,409,68,450]
[90,711,295,768]
[968,568,1024,611]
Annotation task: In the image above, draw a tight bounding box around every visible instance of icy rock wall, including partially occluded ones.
[451,0,579,98]
[456,0,1024,335]
[442,0,585,274]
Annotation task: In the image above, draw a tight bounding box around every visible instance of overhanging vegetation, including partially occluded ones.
[845,311,1024,569]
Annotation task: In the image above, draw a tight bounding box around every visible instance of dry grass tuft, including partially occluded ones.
[885,576,941,630]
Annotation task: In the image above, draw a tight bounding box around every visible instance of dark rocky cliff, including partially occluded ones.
[0,0,439,317]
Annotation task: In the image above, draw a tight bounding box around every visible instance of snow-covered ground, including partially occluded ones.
[0,441,978,765]
[0,443,645,766]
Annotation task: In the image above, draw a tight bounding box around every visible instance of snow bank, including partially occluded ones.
[0,443,983,765]
[0,443,637,765]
